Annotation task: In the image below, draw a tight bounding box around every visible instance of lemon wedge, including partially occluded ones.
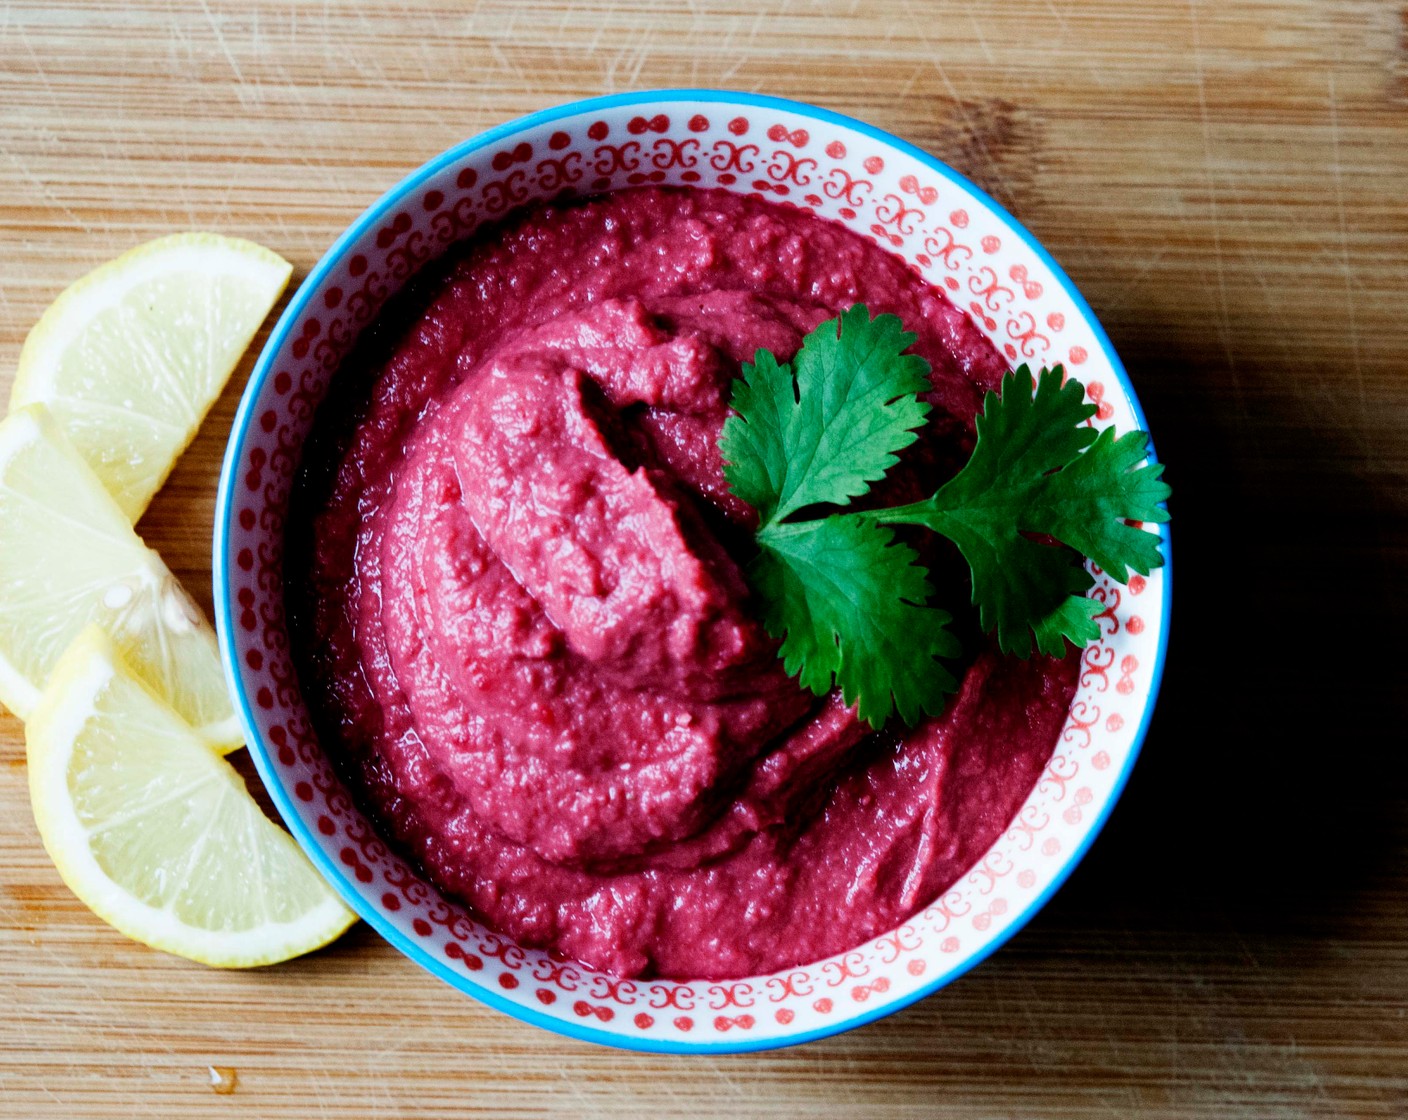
[0,405,239,748]
[10,233,291,521]
[26,626,356,967]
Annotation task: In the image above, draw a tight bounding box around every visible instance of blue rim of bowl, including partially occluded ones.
[215,89,1172,1055]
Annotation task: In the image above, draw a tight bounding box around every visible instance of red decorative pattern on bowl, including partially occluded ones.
[215,92,1169,1053]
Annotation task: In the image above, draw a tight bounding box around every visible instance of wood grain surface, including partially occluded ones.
[2,1,1406,1116]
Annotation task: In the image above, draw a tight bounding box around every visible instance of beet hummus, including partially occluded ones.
[288,187,1078,981]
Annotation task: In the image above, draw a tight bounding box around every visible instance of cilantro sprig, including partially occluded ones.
[720,305,1170,730]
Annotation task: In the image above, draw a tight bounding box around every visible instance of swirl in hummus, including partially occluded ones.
[288,188,1078,980]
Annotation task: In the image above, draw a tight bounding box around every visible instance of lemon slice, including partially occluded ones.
[26,626,356,967]
[0,405,239,748]
[10,233,291,521]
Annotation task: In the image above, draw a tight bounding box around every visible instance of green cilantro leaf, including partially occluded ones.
[752,517,959,728]
[879,365,1171,658]
[720,305,932,524]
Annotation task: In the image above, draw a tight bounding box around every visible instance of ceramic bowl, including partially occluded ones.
[215,90,1170,1053]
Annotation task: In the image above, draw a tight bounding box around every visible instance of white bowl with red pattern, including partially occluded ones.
[215,91,1170,1052]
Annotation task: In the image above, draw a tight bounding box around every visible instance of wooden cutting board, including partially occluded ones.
[2,2,1405,1116]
